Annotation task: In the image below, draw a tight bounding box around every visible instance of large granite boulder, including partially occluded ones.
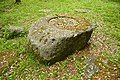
[28,16,95,62]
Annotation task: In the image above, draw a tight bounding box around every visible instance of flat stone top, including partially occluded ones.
[48,16,90,31]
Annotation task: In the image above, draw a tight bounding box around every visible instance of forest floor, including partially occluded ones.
[0,0,120,79]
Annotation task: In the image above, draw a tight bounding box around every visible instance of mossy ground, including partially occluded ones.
[0,0,120,79]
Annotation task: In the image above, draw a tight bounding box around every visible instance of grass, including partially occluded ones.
[0,0,120,79]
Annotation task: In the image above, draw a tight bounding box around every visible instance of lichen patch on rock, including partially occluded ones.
[49,16,90,31]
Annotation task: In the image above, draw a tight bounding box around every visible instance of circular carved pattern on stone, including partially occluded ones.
[48,16,90,31]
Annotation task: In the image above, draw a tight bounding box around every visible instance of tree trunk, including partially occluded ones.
[16,0,21,3]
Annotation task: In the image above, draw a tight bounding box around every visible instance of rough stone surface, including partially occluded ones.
[84,55,99,79]
[3,26,26,39]
[28,16,95,61]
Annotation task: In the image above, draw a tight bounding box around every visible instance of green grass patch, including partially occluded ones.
[0,0,120,79]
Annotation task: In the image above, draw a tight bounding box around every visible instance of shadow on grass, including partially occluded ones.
[0,0,6,2]
[108,0,120,3]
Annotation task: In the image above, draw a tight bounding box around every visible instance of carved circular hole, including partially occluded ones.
[51,38,56,43]
[52,38,55,41]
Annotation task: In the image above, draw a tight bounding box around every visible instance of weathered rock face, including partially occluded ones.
[1,26,26,39]
[28,16,95,61]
